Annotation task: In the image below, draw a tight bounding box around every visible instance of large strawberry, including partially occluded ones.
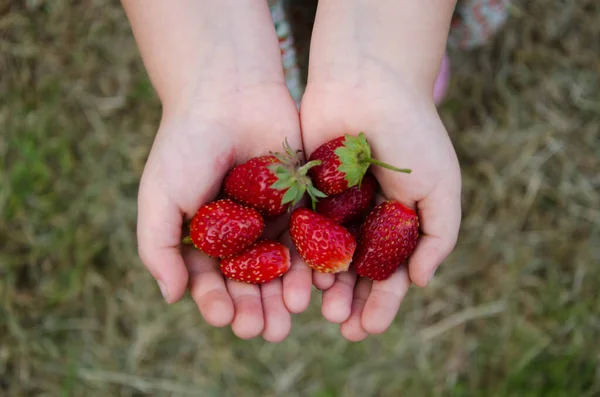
[308,133,411,196]
[220,240,291,284]
[289,208,356,273]
[316,173,377,225]
[224,140,325,217]
[353,201,420,281]
[188,199,264,258]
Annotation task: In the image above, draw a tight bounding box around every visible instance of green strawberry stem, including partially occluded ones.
[306,179,327,210]
[336,132,412,189]
[298,159,322,174]
[366,157,411,173]
[269,140,327,209]
[181,236,193,245]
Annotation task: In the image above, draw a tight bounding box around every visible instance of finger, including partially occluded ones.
[185,247,234,327]
[227,280,265,340]
[361,266,411,335]
[340,277,372,342]
[408,182,461,287]
[321,270,357,323]
[374,193,387,206]
[137,186,189,304]
[261,279,292,343]
[313,272,336,290]
[281,233,313,314]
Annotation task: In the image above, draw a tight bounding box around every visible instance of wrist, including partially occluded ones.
[162,81,295,124]
[161,67,286,117]
[307,0,456,94]
[124,0,286,114]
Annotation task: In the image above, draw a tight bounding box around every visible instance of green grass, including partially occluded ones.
[1,0,600,396]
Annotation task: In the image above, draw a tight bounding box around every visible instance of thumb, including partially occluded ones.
[137,180,189,303]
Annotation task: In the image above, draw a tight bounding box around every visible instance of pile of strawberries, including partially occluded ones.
[185,133,420,284]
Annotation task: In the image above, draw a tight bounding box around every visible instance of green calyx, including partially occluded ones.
[268,138,327,210]
[334,132,412,188]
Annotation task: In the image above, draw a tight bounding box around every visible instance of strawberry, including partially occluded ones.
[224,140,325,217]
[188,199,264,258]
[308,133,411,196]
[315,173,377,225]
[224,156,287,217]
[353,201,420,281]
[289,208,356,273]
[220,240,291,284]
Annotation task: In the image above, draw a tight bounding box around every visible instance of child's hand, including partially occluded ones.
[299,0,461,341]
[123,0,314,342]
[137,85,309,342]
[300,79,462,341]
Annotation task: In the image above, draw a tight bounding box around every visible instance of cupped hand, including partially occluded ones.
[300,79,462,341]
[137,84,313,342]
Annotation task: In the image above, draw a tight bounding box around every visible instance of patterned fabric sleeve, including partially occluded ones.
[270,0,304,105]
[448,0,511,49]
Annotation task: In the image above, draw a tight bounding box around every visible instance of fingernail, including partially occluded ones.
[157,280,169,302]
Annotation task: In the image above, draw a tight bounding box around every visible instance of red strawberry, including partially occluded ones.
[308,133,411,196]
[289,208,356,273]
[316,173,377,225]
[220,240,291,284]
[353,201,420,281]
[188,199,264,258]
[224,140,325,218]
[224,156,284,217]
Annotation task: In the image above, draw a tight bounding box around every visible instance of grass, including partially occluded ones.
[1,0,600,396]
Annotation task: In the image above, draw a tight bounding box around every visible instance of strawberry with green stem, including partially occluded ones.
[267,139,327,210]
[308,132,411,196]
[224,139,325,217]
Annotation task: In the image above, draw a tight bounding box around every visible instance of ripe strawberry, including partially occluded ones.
[315,173,377,225]
[188,199,264,258]
[224,140,325,217]
[220,240,291,284]
[289,208,356,273]
[224,156,286,217]
[353,201,420,281]
[308,133,411,196]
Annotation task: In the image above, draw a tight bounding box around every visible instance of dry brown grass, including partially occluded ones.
[1,0,599,396]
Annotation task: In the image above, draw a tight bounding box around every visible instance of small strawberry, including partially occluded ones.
[224,140,325,217]
[289,208,356,273]
[188,199,264,258]
[315,173,377,225]
[220,240,291,284]
[353,201,420,281]
[308,133,411,196]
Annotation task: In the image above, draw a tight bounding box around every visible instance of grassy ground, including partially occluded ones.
[1,0,600,396]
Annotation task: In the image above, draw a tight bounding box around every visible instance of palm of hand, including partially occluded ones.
[137,85,309,342]
[300,83,462,341]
